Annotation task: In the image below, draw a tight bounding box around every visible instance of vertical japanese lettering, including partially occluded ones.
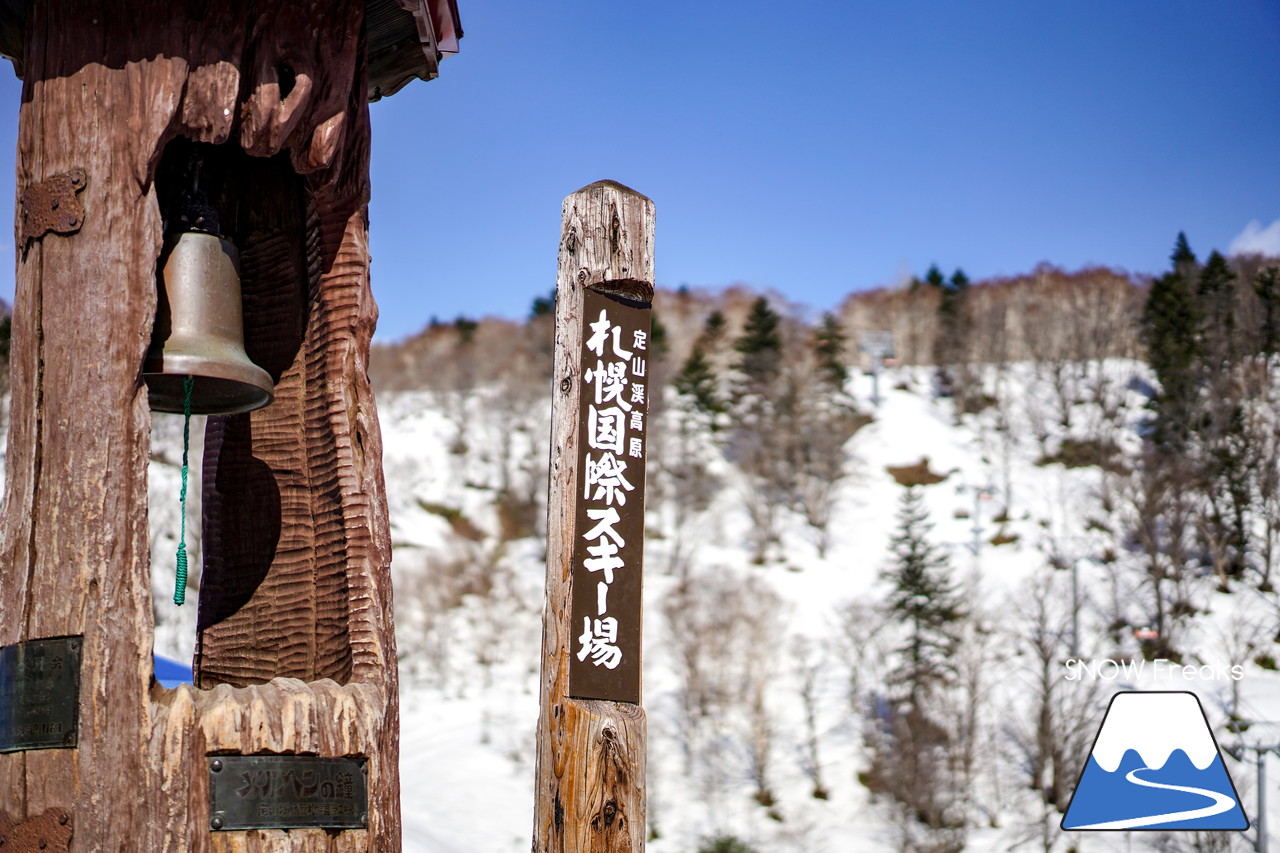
[569,290,650,703]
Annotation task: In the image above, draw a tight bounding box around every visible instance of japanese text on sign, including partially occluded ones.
[569,290,649,703]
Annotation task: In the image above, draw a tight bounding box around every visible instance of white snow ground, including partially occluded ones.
[110,359,1280,851]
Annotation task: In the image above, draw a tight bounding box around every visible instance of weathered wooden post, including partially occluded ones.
[534,181,654,852]
[0,3,459,851]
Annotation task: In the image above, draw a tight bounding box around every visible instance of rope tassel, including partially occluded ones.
[174,374,193,606]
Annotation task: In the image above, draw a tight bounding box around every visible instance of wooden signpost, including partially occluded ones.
[534,181,654,853]
[0,2,459,851]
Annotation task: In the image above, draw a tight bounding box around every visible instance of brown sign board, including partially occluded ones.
[568,288,650,704]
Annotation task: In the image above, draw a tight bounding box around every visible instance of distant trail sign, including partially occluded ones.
[534,180,653,853]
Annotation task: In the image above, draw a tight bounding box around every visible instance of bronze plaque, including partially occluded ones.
[209,755,368,831]
[568,288,650,704]
[0,636,82,753]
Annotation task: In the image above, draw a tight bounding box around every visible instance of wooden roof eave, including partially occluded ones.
[0,0,462,102]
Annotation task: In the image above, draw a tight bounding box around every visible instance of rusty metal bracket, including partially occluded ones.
[19,169,86,249]
[0,807,73,852]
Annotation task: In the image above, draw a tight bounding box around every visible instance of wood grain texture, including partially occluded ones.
[533,181,655,853]
[0,5,398,851]
[148,679,391,853]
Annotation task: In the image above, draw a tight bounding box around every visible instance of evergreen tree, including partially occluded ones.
[529,289,556,318]
[734,296,783,391]
[1172,231,1198,277]
[813,312,849,390]
[882,486,962,708]
[931,267,974,411]
[1196,250,1237,367]
[702,308,726,342]
[1254,266,1280,358]
[1142,268,1201,449]
[674,346,723,417]
[924,264,946,289]
[1196,252,1250,570]
[936,268,970,353]
[648,312,669,359]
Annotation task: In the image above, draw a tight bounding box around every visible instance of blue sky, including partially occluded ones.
[0,2,1278,341]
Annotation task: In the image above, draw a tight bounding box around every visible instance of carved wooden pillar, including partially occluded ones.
[0,2,454,850]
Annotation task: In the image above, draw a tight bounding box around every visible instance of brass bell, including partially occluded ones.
[144,231,274,414]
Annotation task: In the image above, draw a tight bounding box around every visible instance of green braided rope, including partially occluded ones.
[174,375,194,606]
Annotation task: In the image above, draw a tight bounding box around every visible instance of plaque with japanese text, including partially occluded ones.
[568,287,650,703]
[0,636,82,753]
[208,755,368,831]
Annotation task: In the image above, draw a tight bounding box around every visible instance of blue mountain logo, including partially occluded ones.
[1062,691,1248,831]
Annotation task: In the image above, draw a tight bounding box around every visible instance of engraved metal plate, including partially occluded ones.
[0,636,82,753]
[209,755,368,831]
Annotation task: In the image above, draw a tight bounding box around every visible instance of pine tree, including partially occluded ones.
[1172,231,1198,277]
[1195,252,1250,569]
[924,264,946,289]
[1142,268,1201,449]
[932,267,974,411]
[1196,250,1237,367]
[936,268,970,356]
[734,296,783,391]
[702,309,726,342]
[1254,266,1280,358]
[674,346,723,417]
[529,289,555,318]
[882,486,962,708]
[649,312,669,359]
[813,312,849,390]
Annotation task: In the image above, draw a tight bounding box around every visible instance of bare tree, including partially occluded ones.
[790,636,830,800]
[662,568,786,813]
[787,376,863,558]
[1006,572,1102,853]
[1118,449,1198,654]
[654,400,722,577]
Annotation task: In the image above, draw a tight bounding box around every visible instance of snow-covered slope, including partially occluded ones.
[128,359,1280,851]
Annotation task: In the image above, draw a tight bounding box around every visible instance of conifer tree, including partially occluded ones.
[1195,252,1252,569]
[871,491,968,849]
[1172,231,1198,278]
[1142,264,1201,450]
[883,486,962,708]
[813,312,849,390]
[924,264,946,289]
[674,346,723,417]
[529,289,556,318]
[932,267,974,411]
[649,312,669,359]
[1254,266,1280,358]
[1196,250,1238,367]
[702,308,726,342]
[734,296,783,392]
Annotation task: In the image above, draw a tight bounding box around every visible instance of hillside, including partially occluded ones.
[360,358,1280,853]
[136,348,1280,851]
[21,247,1280,852]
